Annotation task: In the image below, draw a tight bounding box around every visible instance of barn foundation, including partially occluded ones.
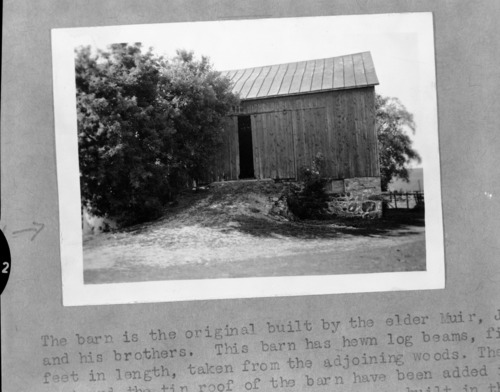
[324,176,383,219]
[211,176,383,220]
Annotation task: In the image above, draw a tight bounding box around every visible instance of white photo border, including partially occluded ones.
[52,13,445,306]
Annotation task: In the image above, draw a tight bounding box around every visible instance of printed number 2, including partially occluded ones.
[2,262,9,274]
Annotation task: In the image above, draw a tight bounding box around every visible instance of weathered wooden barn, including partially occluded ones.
[210,51,381,190]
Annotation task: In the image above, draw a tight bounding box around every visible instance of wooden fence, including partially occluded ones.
[382,191,424,209]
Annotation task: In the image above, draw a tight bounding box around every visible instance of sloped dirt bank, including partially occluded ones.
[83,181,425,284]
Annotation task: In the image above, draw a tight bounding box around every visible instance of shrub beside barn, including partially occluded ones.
[209,52,383,218]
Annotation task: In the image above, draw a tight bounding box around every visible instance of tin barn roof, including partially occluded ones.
[220,52,379,100]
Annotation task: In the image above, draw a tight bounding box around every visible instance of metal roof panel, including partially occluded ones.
[223,52,378,100]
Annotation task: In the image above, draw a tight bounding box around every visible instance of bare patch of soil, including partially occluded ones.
[83,185,425,284]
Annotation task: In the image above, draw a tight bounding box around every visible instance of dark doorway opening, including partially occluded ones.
[238,116,255,179]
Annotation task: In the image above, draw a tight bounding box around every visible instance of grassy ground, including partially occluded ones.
[83,187,426,284]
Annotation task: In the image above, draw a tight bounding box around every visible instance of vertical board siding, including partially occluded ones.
[268,111,277,178]
[286,110,296,177]
[210,116,239,181]
[250,114,261,179]
[337,92,349,178]
[215,87,379,183]
[347,91,358,176]
[325,94,338,178]
[365,88,380,175]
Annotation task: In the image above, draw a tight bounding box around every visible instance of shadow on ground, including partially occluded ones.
[83,189,426,284]
[224,208,425,240]
[109,187,426,242]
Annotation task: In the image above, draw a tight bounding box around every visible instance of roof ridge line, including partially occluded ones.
[220,51,373,73]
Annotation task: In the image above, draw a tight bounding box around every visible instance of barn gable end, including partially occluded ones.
[207,52,381,189]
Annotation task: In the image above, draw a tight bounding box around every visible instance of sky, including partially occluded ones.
[70,13,438,168]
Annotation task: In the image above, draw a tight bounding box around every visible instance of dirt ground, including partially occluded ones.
[83,189,426,284]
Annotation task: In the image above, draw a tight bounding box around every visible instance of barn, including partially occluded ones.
[210,51,381,200]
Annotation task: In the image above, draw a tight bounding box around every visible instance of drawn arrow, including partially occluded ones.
[12,222,45,241]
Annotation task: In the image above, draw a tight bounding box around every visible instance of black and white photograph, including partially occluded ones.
[52,13,444,305]
[5,2,500,391]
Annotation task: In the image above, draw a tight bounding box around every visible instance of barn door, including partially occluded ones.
[250,110,297,180]
[238,115,255,179]
[292,107,328,179]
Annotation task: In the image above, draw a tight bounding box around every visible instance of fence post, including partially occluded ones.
[406,192,409,209]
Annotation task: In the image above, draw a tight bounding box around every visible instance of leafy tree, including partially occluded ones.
[75,44,238,226]
[286,153,329,219]
[163,50,238,184]
[376,94,421,191]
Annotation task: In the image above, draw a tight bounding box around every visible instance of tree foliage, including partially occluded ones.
[76,44,238,225]
[376,94,421,191]
[286,153,329,219]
